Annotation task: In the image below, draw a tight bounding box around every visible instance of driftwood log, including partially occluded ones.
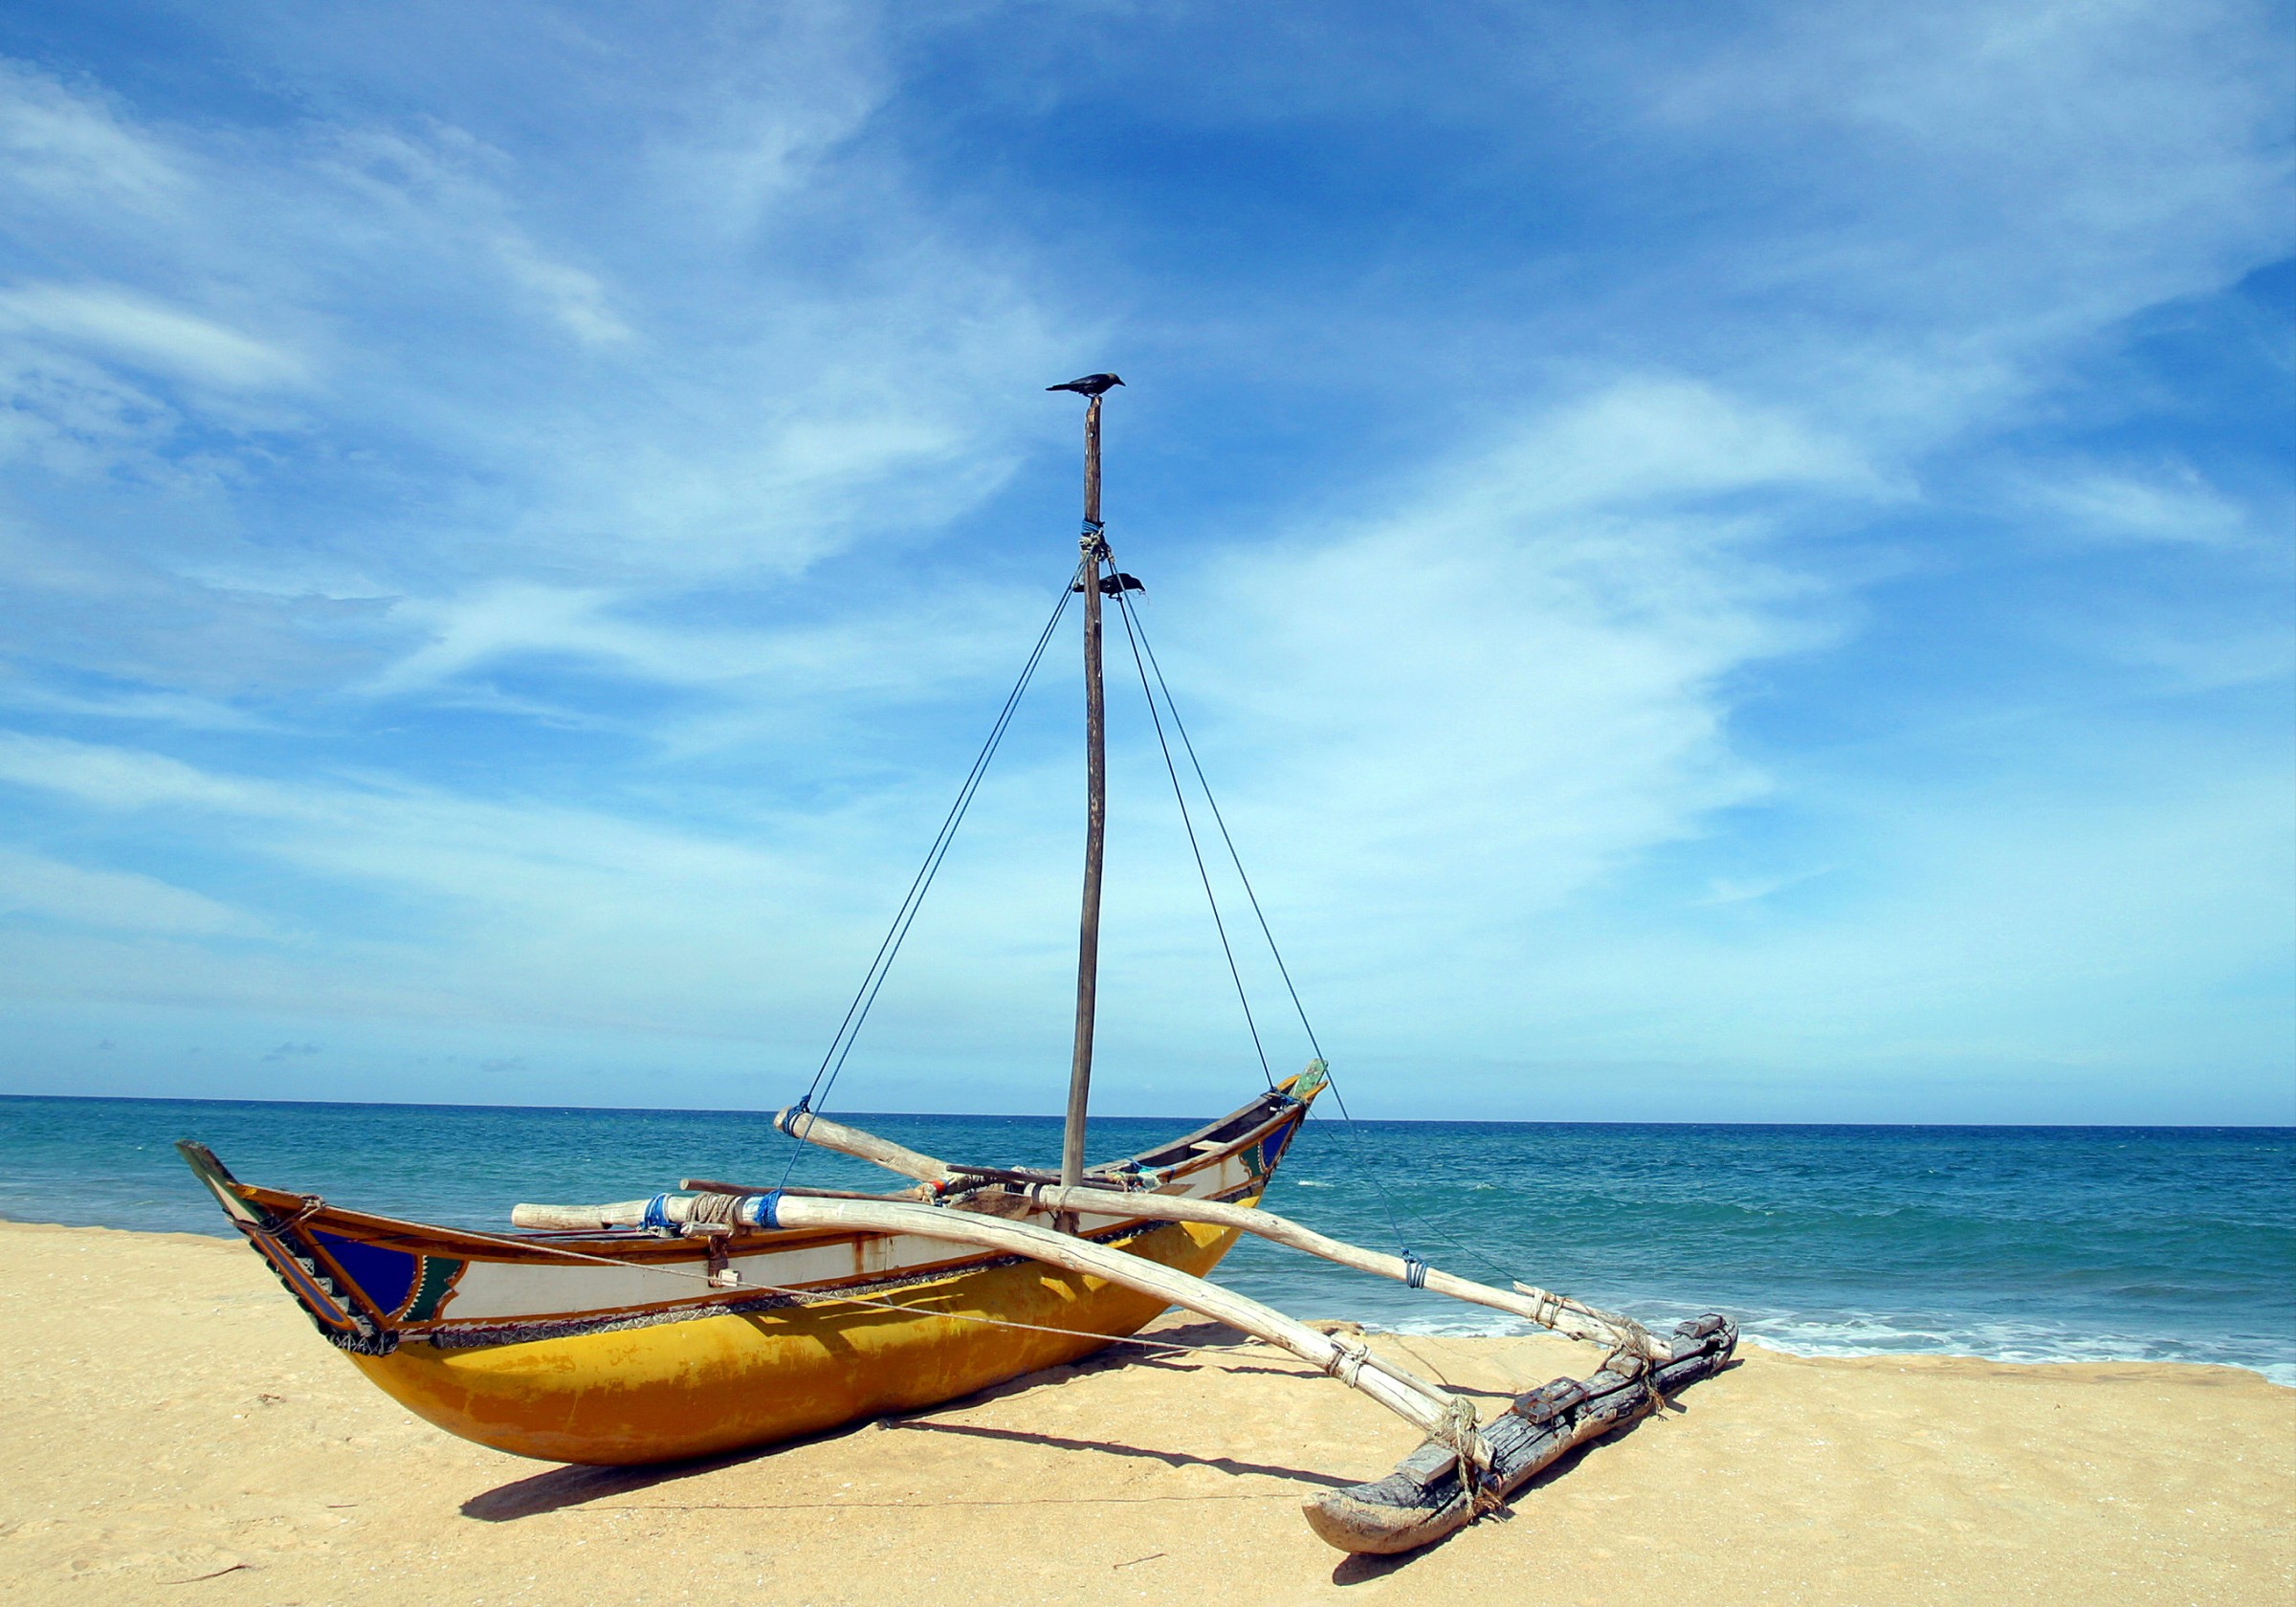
[1303,1313,1738,1555]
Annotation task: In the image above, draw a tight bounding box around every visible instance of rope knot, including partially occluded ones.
[1601,1315,1664,1376]
[1432,1396,1501,1512]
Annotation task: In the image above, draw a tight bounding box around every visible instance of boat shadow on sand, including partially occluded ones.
[462,1324,1734,1551]
[462,1321,1362,1521]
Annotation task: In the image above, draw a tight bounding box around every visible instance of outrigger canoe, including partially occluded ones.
[177,376,1739,1556]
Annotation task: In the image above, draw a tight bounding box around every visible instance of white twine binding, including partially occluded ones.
[1324,1334,1369,1389]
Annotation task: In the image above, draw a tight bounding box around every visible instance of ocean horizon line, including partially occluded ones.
[2,1090,2288,1133]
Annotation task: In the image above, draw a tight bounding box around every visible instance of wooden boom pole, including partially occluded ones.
[1060,388,1111,1224]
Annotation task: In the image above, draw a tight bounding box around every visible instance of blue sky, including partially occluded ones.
[0,2,2288,1123]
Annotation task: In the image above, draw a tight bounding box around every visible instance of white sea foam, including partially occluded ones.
[1728,1310,2296,1388]
[1377,1312,1536,1339]
[1346,1307,2296,1388]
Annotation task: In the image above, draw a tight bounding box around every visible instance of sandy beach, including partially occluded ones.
[1,1220,2287,1606]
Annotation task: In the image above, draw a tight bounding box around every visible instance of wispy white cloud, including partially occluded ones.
[0,732,273,814]
[360,576,1054,719]
[1694,866,1837,908]
[0,730,870,1036]
[0,343,180,475]
[0,682,276,732]
[0,34,1074,734]
[1621,0,2292,450]
[1171,378,1860,944]
[0,281,310,390]
[2017,461,2255,548]
[0,847,269,937]
[0,39,1066,579]
[0,56,183,213]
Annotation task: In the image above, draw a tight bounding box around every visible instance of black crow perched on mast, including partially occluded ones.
[1046,373,1123,396]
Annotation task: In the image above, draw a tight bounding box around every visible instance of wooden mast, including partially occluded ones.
[1060,391,1110,1223]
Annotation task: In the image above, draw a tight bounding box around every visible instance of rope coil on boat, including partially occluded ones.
[1402,1250,1429,1289]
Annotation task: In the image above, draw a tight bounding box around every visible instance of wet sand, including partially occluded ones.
[2,1220,2288,1605]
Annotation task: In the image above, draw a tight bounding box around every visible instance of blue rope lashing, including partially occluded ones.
[1402,1250,1430,1290]
[745,1190,785,1232]
[641,1194,676,1236]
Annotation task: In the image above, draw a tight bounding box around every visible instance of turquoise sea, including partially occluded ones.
[2,1095,2289,1385]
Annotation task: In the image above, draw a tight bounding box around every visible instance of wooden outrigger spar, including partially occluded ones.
[176,375,1736,1557]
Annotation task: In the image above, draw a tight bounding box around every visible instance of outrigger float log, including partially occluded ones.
[178,374,1737,1558]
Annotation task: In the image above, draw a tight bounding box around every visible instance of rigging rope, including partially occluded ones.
[1114,598,1534,1289]
[1110,587,1274,1090]
[1118,599,1324,1064]
[777,561,1085,1191]
[1111,592,1420,1253]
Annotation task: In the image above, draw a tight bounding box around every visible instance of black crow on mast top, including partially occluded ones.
[1047,373,1123,397]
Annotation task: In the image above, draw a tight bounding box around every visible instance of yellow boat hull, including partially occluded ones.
[347,1217,1241,1464]
[181,1075,1322,1465]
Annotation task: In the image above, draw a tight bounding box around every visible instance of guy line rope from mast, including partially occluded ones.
[1106,577,1276,1092]
[1107,585,1540,1294]
[1105,585,1429,1253]
[773,559,1086,1196]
